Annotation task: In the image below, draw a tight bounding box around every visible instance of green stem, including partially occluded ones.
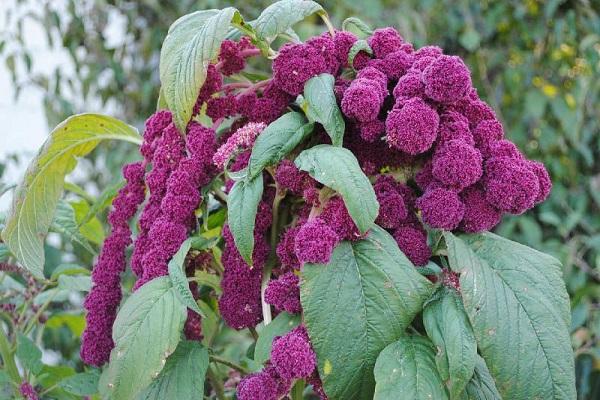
[206,366,226,400]
[320,13,336,36]
[291,379,305,400]
[262,191,284,325]
[0,326,20,384]
[210,355,250,375]
[248,327,259,341]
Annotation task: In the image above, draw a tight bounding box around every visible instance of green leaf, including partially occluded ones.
[254,312,301,365]
[160,8,238,132]
[199,300,219,347]
[423,287,476,399]
[1,114,140,278]
[227,174,264,265]
[46,313,86,337]
[348,40,373,68]
[59,370,101,396]
[301,226,434,399]
[50,263,89,280]
[78,179,124,227]
[51,200,95,254]
[0,243,11,262]
[373,335,448,400]
[168,238,205,317]
[71,200,105,245]
[461,355,502,400]
[16,334,44,375]
[342,17,373,36]
[58,274,91,292]
[253,0,325,43]
[303,74,345,147]
[444,232,576,399]
[191,270,222,295]
[295,145,379,234]
[248,112,313,179]
[99,277,187,400]
[137,341,209,400]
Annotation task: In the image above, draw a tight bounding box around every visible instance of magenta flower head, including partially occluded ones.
[472,118,504,156]
[275,159,312,194]
[422,55,472,103]
[341,78,385,122]
[484,157,540,214]
[417,188,465,230]
[432,140,483,190]
[265,272,301,314]
[307,33,340,75]
[368,27,404,58]
[206,95,238,120]
[213,122,266,169]
[272,43,328,95]
[141,110,172,161]
[271,325,317,380]
[277,226,301,270]
[374,175,408,229]
[392,70,425,102]
[333,30,358,67]
[19,381,38,400]
[218,37,256,76]
[386,97,439,155]
[294,218,340,264]
[320,196,362,240]
[415,160,435,191]
[452,96,496,128]
[371,49,414,80]
[353,50,372,70]
[486,139,522,160]
[459,186,502,233]
[393,225,431,266]
[414,45,443,60]
[356,67,388,96]
[359,119,385,142]
[237,371,280,400]
[437,111,474,146]
[527,160,552,204]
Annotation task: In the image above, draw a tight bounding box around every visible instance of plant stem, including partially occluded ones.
[210,354,250,375]
[0,326,20,384]
[291,379,305,400]
[321,14,336,36]
[206,366,226,400]
[261,191,284,325]
[248,326,259,341]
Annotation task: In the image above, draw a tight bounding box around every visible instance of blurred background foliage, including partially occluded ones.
[0,0,599,398]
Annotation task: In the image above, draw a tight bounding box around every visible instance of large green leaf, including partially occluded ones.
[248,112,313,179]
[444,232,576,399]
[423,287,477,399]
[1,114,140,278]
[301,226,434,399]
[99,277,187,400]
[59,370,101,396]
[295,145,379,234]
[138,341,209,400]
[16,334,44,375]
[461,356,502,400]
[374,335,448,400]
[227,174,264,265]
[159,8,238,132]
[254,312,301,365]
[51,200,95,254]
[252,0,325,43]
[303,74,345,146]
[168,237,206,317]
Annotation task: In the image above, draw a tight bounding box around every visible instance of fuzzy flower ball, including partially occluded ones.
[273,43,328,95]
[485,157,540,214]
[432,140,483,189]
[392,70,424,102]
[277,227,301,270]
[265,272,301,314]
[271,326,317,380]
[472,119,505,156]
[275,160,312,195]
[527,160,552,204]
[213,122,266,169]
[423,55,472,103]
[393,225,431,266]
[459,187,502,233]
[417,188,465,230]
[386,97,439,155]
[437,111,474,146]
[19,382,38,400]
[341,78,385,122]
[320,196,362,240]
[374,176,408,229]
[294,219,339,264]
[333,30,358,67]
[368,27,403,58]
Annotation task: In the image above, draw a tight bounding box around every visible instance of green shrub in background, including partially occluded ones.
[0,0,598,398]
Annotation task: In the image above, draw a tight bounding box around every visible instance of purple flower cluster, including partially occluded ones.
[19,382,38,400]
[81,161,146,366]
[218,200,272,329]
[237,325,318,400]
[265,272,301,314]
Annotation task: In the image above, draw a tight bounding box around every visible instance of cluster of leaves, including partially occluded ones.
[0,0,596,399]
